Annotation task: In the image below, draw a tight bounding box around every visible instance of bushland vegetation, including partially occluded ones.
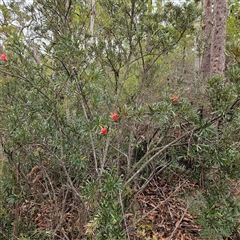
[0,0,239,239]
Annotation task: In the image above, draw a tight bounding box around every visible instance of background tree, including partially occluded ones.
[200,0,213,82]
[201,0,228,80]
[210,0,228,76]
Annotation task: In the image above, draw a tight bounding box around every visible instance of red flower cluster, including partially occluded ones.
[110,113,119,122]
[0,54,7,61]
[100,113,119,135]
[172,96,179,102]
[100,127,108,135]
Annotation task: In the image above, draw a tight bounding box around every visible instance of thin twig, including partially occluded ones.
[119,191,131,240]
[135,160,173,196]
[124,129,195,187]
[169,205,188,240]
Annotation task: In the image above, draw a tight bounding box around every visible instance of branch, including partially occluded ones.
[0,68,49,100]
[124,116,221,187]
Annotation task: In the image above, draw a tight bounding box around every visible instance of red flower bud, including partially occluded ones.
[110,113,119,122]
[0,54,7,61]
[172,96,179,102]
[100,127,108,135]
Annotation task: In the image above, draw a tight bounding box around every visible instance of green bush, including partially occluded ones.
[0,0,239,239]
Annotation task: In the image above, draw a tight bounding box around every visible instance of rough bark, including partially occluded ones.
[200,0,227,120]
[210,0,228,76]
[200,0,213,83]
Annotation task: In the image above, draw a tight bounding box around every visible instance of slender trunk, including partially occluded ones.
[194,0,202,80]
[90,0,96,37]
[146,0,153,52]
[200,0,213,83]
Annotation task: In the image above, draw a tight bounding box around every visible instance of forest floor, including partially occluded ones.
[126,173,240,240]
[126,173,205,239]
[1,157,239,239]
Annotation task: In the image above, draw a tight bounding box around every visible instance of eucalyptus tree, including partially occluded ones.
[210,0,228,76]
[201,0,213,83]
[201,0,228,81]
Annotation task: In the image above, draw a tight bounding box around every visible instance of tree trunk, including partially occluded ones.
[201,0,228,80]
[200,0,213,83]
[90,0,96,37]
[200,0,227,119]
[210,0,228,76]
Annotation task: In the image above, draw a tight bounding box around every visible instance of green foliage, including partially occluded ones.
[83,167,124,239]
[191,189,240,239]
[0,0,239,239]
[227,0,240,64]
[207,75,236,114]
[0,163,15,238]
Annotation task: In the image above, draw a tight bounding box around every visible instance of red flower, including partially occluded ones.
[100,127,108,135]
[0,54,7,61]
[172,96,179,102]
[110,113,119,122]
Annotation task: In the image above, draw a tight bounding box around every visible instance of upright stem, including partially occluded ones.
[90,0,96,39]
[200,0,213,83]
